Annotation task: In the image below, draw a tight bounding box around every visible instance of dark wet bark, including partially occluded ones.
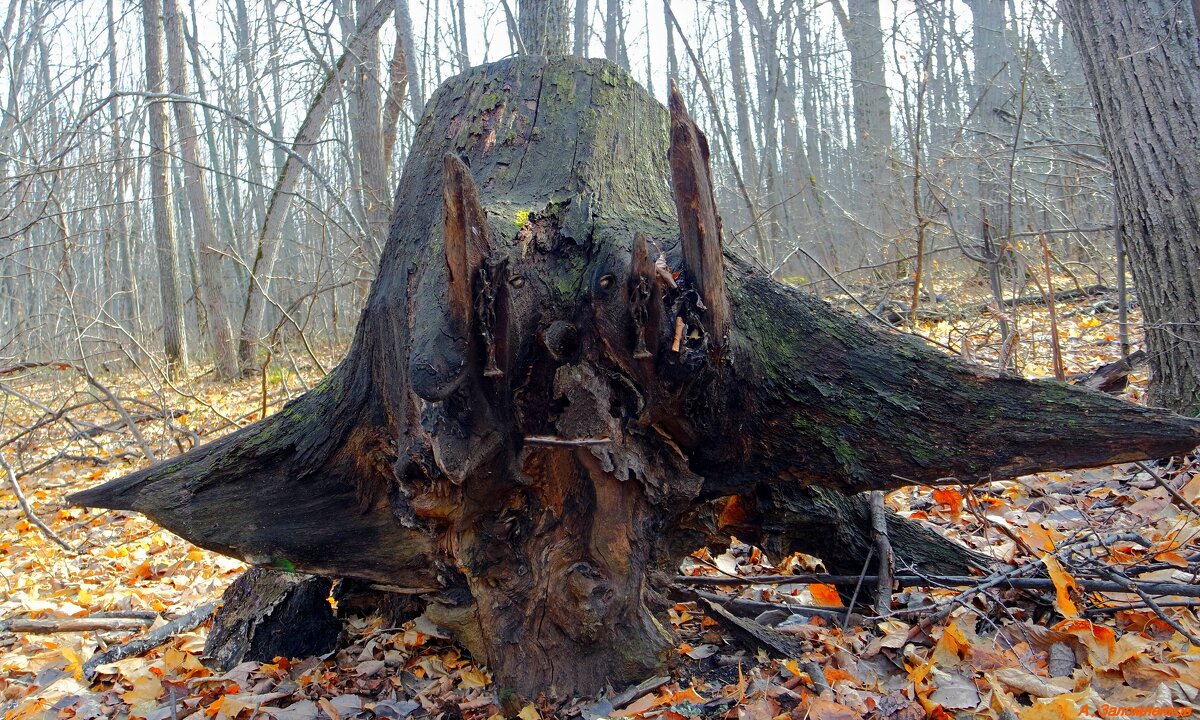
[73,56,1200,697]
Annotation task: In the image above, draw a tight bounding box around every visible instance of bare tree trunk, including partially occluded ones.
[573,0,588,55]
[726,0,757,184]
[233,0,267,235]
[518,0,571,54]
[381,9,411,171]
[663,0,678,79]
[141,0,188,377]
[1060,0,1200,414]
[455,0,469,69]
[162,0,239,379]
[397,0,423,114]
[970,0,1012,344]
[604,0,618,61]
[105,0,135,341]
[347,0,390,294]
[835,0,897,251]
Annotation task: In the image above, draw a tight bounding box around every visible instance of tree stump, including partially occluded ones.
[203,568,341,671]
[72,55,1200,697]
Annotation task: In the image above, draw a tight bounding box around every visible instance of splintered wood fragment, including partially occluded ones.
[442,153,489,336]
[668,81,729,345]
[83,602,217,679]
[630,234,659,359]
[654,254,677,289]
[3,617,153,634]
[699,597,806,656]
[1080,349,1146,393]
[672,316,685,352]
[523,435,612,447]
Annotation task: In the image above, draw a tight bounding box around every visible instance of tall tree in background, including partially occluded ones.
[141,0,188,377]
[237,0,396,370]
[341,0,391,295]
[1059,0,1200,414]
[162,0,240,379]
[834,0,897,252]
[518,0,570,54]
[968,0,1013,344]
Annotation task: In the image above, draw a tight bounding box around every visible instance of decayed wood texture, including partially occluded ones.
[73,56,1200,696]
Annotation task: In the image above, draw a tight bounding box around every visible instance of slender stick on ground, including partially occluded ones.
[675,573,1200,597]
[0,455,73,552]
[1134,460,1200,517]
[869,491,894,615]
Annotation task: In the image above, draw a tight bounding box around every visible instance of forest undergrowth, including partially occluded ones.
[1,287,1198,720]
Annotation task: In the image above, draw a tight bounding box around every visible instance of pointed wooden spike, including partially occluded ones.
[443,153,489,336]
[668,82,729,349]
[631,232,655,280]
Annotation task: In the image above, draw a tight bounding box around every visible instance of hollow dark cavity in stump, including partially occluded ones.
[72,55,1200,697]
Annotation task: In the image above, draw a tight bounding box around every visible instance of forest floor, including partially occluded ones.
[1,286,1198,720]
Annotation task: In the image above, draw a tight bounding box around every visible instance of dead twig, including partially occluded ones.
[869,491,894,615]
[1038,234,1065,381]
[0,361,156,460]
[0,454,74,552]
[686,588,858,624]
[1134,460,1200,517]
[523,436,612,447]
[842,546,874,631]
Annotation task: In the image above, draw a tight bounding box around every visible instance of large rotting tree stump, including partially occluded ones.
[72,56,1200,697]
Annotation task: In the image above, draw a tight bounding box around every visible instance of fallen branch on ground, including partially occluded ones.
[2,616,154,634]
[82,602,217,680]
[675,573,1200,597]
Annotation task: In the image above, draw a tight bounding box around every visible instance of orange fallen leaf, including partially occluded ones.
[1016,696,1081,720]
[1042,555,1079,618]
[1022,520,1064,555]
[807,698,859,720]
[651,686,706,707]
[1052,618,1115,666]
[809,583,843,607]
[1156,550,1189,568]
[932,487,963,518]
[823,667,855,685]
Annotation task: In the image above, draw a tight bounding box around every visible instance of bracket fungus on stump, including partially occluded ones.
[73,56,1200,697]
